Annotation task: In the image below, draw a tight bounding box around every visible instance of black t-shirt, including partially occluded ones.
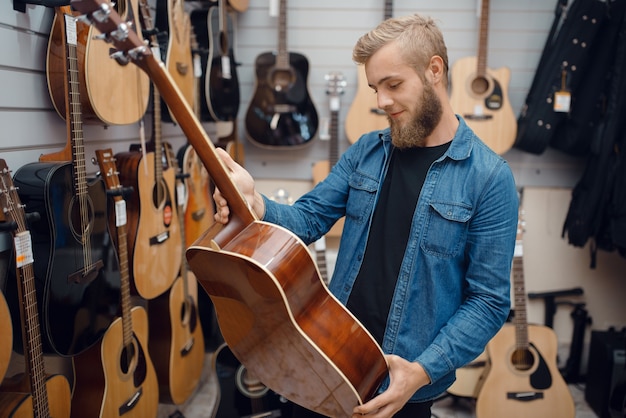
[346,142,450,345]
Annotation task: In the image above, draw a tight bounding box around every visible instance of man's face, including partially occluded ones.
[365,42,442,148]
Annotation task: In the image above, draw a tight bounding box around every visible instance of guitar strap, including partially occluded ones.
[514,0,607,154]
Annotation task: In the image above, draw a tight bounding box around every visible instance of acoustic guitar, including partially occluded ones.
[446,350,487,398]
[212,343,292,418]
[9,7,121,357]
[449,0,516,155]
[70,2,389,416]
[344,0,392,144]
[70,149,159,418]
[227,0,248,13]
[154,0,194,124]
[46,0,149,125]
[148,144,205,405]
[475,208,575,418]
[244,0,319,148]
[115,0,182,301]
[0,290,11,384]
[312,71,346,238]
[0,158,72,418]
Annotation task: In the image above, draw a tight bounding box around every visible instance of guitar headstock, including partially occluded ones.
[0,159,26,233]
[325,72,346,112]
[71,0,152,67]
[95,148,123,194]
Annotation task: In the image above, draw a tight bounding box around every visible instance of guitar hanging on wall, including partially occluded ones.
[245,0,319,148]
[475,205,575,418]
[449,0,516,155]
[9,7,121,357]
[344,0,392,144]
[70,1,388,415]
[0,158,72,417]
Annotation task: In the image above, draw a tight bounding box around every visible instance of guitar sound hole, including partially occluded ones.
[511,348,534,371]
[68,195,95,242]
[120,341,137,375]
[471,76,489,96]
[269,68,295,92]
[153,179,166,209]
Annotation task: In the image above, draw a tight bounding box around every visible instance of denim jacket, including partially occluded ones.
[262,116,518,402]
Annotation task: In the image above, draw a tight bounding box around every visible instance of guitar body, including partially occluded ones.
[0,374,71,418]
[114,150,181,300]
[205,5,240,121]
[449,56,516,155]
[7,162,121,356]
[46,2,149,125]
[177,143,215,247]
[70,306,159,418]
[0,292,11,382]
[245,51,319,148]
[476,323,575,418]
[447,350,487,398]
[148,273,205,405]
[213,343,292,418]
[156,0,194,123]
[187,221,388,417]
[345,65,389,143]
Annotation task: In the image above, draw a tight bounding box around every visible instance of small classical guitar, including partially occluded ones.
[449,0,516,155]
[70,149,159,418]
[10,8,121,357]
[212,343,292,418]
[148,144,205,405]
[0,158,72,418]
[475,209,575,418]
[245,0,319,148]
[116,0,182,300]
[312,71,346,238]
[154,0,194,123]
[47,0,149,125]
[71,3,388,415]
[344,0,392,144]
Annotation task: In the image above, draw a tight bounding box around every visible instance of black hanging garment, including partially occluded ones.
[514,0,607,154]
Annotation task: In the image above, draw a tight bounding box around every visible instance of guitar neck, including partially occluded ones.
[476,0,490,76]
[276,0,289,69]
[384,0,393,19]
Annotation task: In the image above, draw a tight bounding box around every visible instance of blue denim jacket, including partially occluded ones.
[262,117,518,402]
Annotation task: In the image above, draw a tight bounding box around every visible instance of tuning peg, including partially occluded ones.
[110,50,130,65]
[91,2,112,23]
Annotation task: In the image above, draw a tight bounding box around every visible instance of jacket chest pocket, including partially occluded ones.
[347,173,379,224]
[422,202,472,258]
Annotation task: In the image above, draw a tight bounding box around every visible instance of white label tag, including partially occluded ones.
[14,231,34,268]
[64,14,77,46]
[115,200,127,227]
[221,56,232,79]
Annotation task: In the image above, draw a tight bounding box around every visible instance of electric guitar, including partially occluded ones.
[0,158,72,418]
[46,0,149,125]
[205,0,241,122]
[154,0,194,123]
[475,209,575,418]
[245,0,319,148]
[71,2,388,415]
[212,343,292,418]
[116,0,182,300]
[312,71,346,238]
[70,149,159,418]
[9,7,121,357]
[148,144,205,405]
[449,0,516,155]
[344,0,392,144]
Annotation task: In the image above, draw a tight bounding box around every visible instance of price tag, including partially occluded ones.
[115,200,127,227]
[14,231,34,267]
[554,70,571,113]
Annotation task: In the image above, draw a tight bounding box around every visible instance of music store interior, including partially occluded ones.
[0,0,624,417]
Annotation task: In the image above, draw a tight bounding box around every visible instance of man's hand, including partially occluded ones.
[213,147,265,223]
[352,355,430,417]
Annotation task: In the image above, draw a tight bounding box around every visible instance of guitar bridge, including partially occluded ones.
[68,259,104,284]
[506,391,544,402]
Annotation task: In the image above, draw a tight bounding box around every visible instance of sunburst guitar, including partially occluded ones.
[475,207,575,418]
[449,0,516,155]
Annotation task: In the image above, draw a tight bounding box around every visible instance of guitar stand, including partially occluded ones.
[528,287,592,383]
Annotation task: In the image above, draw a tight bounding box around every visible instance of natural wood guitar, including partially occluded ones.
[47,0,149,125]
[10,7,121,357]
[70,149,159,418]
[71,2,389,416]
[446,350,487,398]
[312,71,346,238]
[0,158,72,418]
[148,144,205,405]
[0,290,11,384]
[449,0,516,155]
[475,208,575,418]
[245,0,319,148]
[344,0,392,144]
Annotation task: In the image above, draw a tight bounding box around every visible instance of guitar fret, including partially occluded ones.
[276,0,289,70]
[476,0,490,77]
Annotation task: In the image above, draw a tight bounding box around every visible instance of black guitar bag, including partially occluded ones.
[514,0,607,154]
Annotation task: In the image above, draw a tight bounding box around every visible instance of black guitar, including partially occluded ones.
[244,0,318,148]
[213,343,293,418]
[7,9,121,356]
[190,0,240,122]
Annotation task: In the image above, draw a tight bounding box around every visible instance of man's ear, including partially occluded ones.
[428,55,445,84]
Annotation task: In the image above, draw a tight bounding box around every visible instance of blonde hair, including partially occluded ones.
[353,14,449,85]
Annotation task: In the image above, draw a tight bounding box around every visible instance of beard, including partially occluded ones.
[389,81,442,149]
